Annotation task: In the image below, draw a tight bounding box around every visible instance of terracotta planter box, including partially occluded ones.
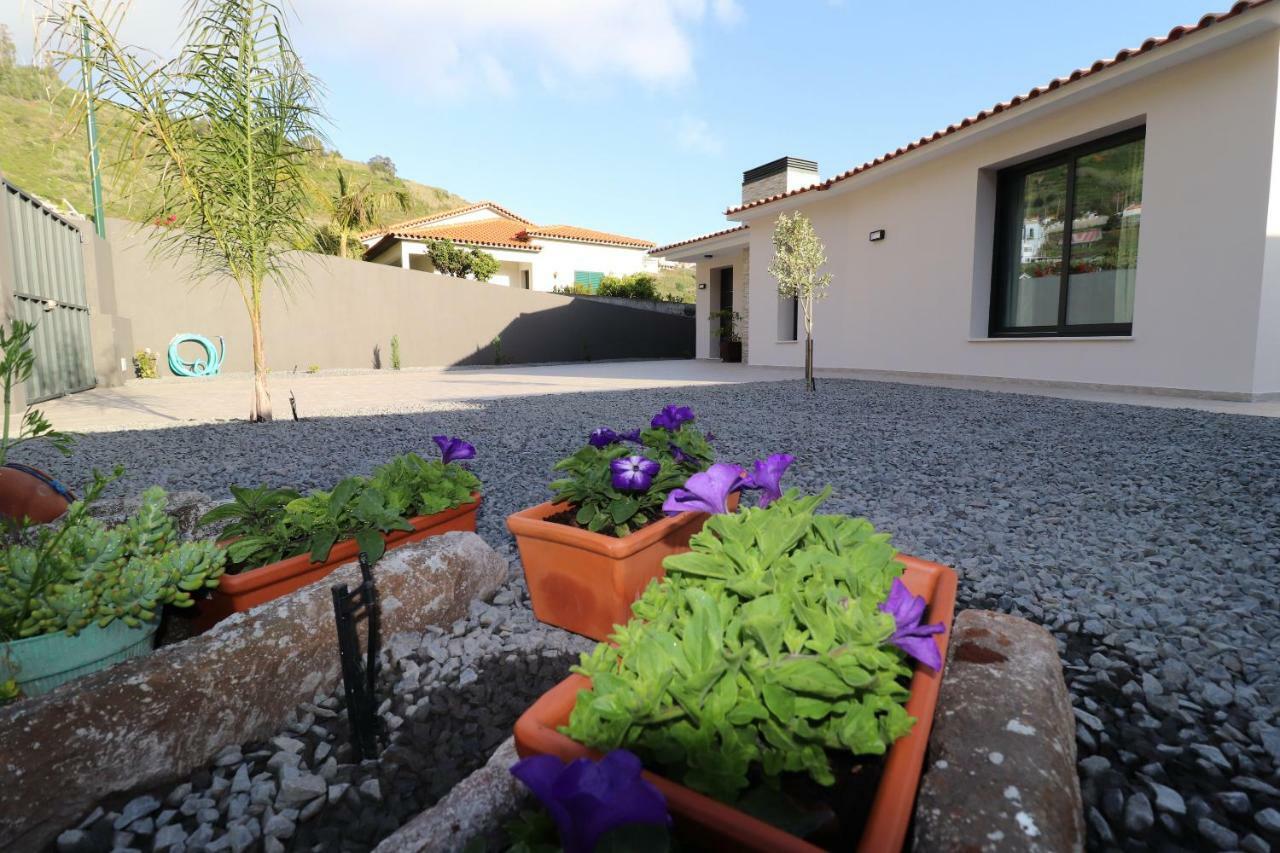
[513,554,958,853]
[507,495,737,642]
[193,495,481,631]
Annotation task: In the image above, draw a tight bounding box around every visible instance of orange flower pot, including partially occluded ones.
[513,554,958,853]
[0,463,72,524]
[193,494,481,631]
[507,495,738,642]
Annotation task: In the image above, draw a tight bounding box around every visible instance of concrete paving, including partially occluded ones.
[36,359,1280,433]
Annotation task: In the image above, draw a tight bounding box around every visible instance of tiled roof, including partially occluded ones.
[359,201,533,239]
[370,217,543,253]
[726,0,1274,216]
[650,225,750,255]
[521,225,655,249]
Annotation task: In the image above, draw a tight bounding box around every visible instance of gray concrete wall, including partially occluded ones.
[104,220,694,373]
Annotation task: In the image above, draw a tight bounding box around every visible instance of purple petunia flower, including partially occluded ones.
[670,443,694,464]
[662,462,746,515]
[650,405,695,431]
[742,453,796,508]
[879,578,946,671]
[589,428,620,448]
[432,435,476,464]
[620,429,643,444]
[610,455,660,492]
[510,750,670,853]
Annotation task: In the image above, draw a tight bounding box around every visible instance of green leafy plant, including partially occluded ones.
[0,319,75,467]
[201,452,480,571]
[390,334,402,370]
[708,309,741,343]
[770,212,832,392]
[133,348,158,379]
[306,364,320,374]
[564,490,916,803]
[550,416,714,538]
[427,239,501,282]
[0,678,18,705]
[0,469,226,641]
[492,334,505,366]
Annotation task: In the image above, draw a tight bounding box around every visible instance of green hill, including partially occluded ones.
[0,66,467,232]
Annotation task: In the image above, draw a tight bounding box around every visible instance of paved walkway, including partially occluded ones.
[38,359,1280,432]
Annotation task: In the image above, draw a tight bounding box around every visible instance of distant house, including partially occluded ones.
[651,1,1280,400]
[360,201,655,291]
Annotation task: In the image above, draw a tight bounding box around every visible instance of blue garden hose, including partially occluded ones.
[168,334,225,377]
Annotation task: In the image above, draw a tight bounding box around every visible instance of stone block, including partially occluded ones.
[913,609,1084,852]
[0,532,507,851]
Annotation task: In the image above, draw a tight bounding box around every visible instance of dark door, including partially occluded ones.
[718,267,733,313]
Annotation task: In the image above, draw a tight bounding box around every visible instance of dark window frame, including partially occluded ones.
[989,126,1145,338]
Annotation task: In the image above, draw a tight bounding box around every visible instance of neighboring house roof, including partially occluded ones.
[521,225,655,249]
[364,216,543,258]
[726,0,1274,216]
[650,225,750,255]
[359,200,533,240]
[361,204,654,260]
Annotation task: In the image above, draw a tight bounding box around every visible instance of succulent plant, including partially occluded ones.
[0,479,225,640]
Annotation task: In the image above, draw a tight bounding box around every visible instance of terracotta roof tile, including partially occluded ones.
[726,0,1274,216]
[650,225,750,255]
[359,201,533,239]
[378,217,541,252]
[521,225,655,249]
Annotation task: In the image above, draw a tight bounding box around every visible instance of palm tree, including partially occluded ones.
[317,169,410,259]
[50,0,322,422]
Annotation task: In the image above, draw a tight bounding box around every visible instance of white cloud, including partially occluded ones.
[3,0,742,96]
[675,115,722,155]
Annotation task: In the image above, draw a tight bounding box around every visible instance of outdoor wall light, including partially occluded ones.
[698,282,707,290]
[869,229,886,242]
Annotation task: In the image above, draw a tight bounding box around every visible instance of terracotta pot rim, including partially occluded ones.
[218,493,481,595]
[513,553,959,853]
[506,498,733,560]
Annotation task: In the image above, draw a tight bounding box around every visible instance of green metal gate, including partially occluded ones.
[3,181,96,402]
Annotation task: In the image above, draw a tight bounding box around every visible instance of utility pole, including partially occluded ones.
[80,16,105,239]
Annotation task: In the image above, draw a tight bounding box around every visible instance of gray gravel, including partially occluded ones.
[20,377,1280,851]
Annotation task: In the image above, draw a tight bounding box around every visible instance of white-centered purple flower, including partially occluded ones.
[662,462,746,515]
[742,453,796,507]
[650,404,695,431]
[880,578,946,671]
[432,435,476,464]
[589,427,620,448]
[509,750,670,853]
[610,455,659,492]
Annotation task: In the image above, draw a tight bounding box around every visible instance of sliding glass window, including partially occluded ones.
[991,127,1145,336]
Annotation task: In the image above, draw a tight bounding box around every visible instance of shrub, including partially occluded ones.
[390,335,401,370]
[133,349,159,379]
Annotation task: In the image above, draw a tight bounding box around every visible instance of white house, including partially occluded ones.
[653,1,1280,400]
[361,201,655,291]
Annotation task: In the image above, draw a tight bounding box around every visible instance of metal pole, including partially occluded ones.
[80,17,106,240]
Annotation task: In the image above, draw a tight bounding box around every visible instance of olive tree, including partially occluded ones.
[50,0,322,422]
[768,211,831,392]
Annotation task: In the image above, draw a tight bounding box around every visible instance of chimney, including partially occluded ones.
[741,157,819,205]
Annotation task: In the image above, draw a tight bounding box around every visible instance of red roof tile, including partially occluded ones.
[726,0,1274,216]
[650,225,750,255]
[521,225,655,249]
[359,201,533,239]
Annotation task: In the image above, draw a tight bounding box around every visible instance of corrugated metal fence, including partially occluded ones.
[2,180,96,402]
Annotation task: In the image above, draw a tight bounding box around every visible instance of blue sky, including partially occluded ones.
[3,1,1232,244]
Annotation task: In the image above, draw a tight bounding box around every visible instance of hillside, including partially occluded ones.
[0,66,467,233]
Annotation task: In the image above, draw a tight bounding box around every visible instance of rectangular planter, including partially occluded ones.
[0,619,158,698]
[513,553,958,853]
[193,494,481,631]
[507,496,735,642]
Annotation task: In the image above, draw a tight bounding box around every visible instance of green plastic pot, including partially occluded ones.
[0,619,158,698]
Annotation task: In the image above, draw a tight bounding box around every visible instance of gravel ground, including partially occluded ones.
[19,378,1280,852]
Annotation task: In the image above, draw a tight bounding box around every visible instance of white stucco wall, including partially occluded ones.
[526,238,652,292]
[737,26,1280,398]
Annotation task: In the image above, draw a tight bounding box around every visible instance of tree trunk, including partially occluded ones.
[249,301,272,423]
[339,231,348,259]
[805,335,816,392]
